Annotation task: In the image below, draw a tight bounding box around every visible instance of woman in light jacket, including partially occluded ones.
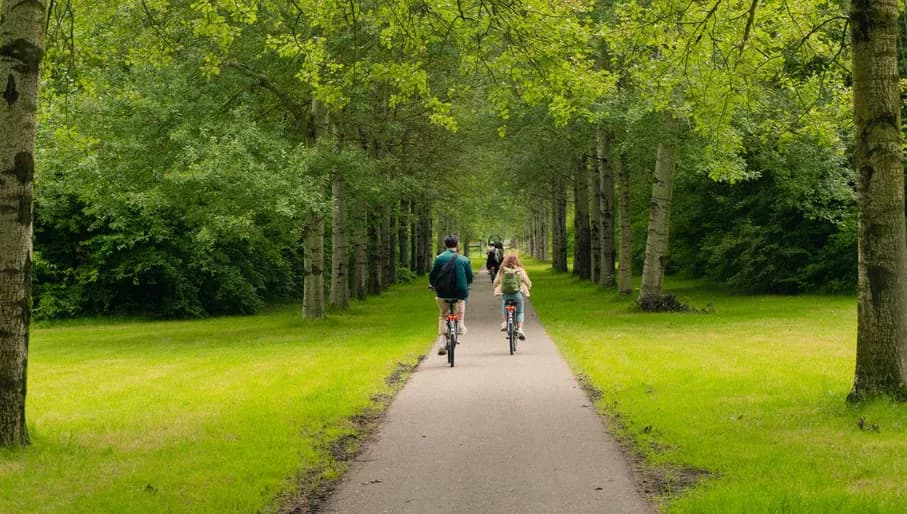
[492,253,532,339]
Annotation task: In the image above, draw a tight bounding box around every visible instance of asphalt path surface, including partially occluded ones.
[324,267,651,513]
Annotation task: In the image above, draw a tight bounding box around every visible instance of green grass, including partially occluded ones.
[528,264,907,513]
[0,283,437,513]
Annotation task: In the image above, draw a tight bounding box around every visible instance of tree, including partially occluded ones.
[573,154,591,279]
[848,0,907,400]
[638,115,680,307]
[1,0,49,447]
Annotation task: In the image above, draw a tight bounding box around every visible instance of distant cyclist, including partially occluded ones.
[485,241,504,281]
[429,234,474,355]
[492,253,532,340]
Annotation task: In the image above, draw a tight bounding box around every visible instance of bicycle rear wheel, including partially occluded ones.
[508,315,515,355]
[447,319,456,367]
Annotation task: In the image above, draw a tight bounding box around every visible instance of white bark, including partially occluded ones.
[638,116,679,307]
[1,0,47,447]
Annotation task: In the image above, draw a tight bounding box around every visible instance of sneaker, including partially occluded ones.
[457,324,467,335]
[438,345,447,355]
[500,322,507,332]
[517,329,526,340]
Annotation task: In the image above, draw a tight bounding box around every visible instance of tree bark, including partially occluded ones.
[329,172,349,310]
[368,205,384,295]
[552,175,568,272]
[385,205,396,287]
[590,146,602,284]
[573,156,591,279]
[849,0,907,400]
[353,198,368,300]
[616,150,633,295]
[399,199,410,271]
[598,128,616,287]
[638,115,679,308]
[1,0,48,448]
[302,214,325,318]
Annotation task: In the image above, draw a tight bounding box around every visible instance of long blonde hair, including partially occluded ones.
[501,253,522,268]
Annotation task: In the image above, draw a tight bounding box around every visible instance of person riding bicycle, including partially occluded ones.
[485,241,504,282]
[492,253,532,340]
[429,234,474,355]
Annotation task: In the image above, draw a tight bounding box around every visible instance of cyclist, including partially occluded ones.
[485,241,503,282]
[492,253,532,340]
[429,234,474,355]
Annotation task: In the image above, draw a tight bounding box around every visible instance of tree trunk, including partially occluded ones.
[385,205,396,287]
[638,116,679,308]
[423,204,433,273]
[353,198,368,300]
[329,172,349,310]
[302,214,325,318]
[537,206,549,261]
[590,145,602,284]
[399,199,410,271]
[849,0,907,400]
[552,175,568,272]
[573,156,591,279]
[1,0,48,448]
[368,206,384,295]
[616,150,633,295]
[598,128,616,287]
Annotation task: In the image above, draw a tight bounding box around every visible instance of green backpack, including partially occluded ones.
[501,268,521,294]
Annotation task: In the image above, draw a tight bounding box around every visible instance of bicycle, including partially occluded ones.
[441,298,459,367]
[504,299,517,355]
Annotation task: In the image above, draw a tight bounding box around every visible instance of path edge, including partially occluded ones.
[273,353,427,514]
[574,372,714,512]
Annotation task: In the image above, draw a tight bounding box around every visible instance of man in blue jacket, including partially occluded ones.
[429,234,474,355]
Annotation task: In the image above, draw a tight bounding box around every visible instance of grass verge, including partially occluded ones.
[0,282,437,513]
[527,264,907,513]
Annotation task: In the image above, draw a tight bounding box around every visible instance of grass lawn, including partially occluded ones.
[528,264,907,513]
[0,282,436,513]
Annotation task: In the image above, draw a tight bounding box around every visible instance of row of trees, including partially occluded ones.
[2,0,906,449]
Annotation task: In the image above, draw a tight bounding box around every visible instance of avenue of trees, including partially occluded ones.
[2,0,906,446]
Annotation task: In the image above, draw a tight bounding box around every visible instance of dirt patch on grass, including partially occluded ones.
[575,373,713,511]
[275,356,424,513]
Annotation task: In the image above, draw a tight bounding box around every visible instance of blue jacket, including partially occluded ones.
[429,249,474,299]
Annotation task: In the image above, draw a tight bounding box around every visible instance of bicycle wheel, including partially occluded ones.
[447,319,456,367]
[508,315,515,355]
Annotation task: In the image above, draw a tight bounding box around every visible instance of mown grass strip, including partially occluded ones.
[528,264,907,513]
[0,281,436,513]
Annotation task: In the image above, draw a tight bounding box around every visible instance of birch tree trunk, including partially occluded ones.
[638,116,679,308]
[616,151,633,296]
[302,214,325,318]
[1,0,48,448]
[590,148,601,283]
[329,172,349,310]
[849,0,907,400]
[598,128,616,287]
[552,176,568,272]
[573,157,591,279]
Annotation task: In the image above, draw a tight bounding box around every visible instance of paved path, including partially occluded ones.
[324,268,651,513]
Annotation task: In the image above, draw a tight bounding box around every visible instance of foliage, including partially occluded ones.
[671,133,856,293]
